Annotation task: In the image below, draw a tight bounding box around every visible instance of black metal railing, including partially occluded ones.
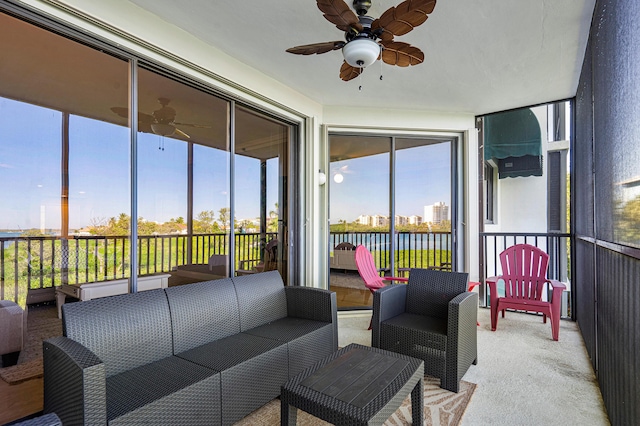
[329,231,453,274]
[0,232,276,306]
[479,232,572,315]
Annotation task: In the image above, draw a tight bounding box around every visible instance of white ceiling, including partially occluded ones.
[128,0,594,115]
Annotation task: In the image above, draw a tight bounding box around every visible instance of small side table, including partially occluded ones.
[281,344,423,425]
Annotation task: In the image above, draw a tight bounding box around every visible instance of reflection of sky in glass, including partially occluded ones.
[1,98,279,229]
[330,142,450,223]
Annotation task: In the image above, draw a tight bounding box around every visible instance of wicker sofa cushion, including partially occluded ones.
[243,317,335,378]
[106,355,220,425]
[176,332,288,425]
[62,289,173,377]
[165,278,240,353]
[232,271,288,331]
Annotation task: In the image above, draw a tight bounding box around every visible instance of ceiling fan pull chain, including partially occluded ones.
[358,70,363,91]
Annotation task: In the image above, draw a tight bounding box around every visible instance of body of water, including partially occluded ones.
[330,233,452,251]
[0,231,21,248]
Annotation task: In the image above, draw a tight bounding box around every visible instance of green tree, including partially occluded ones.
[218,208,231,233]
[137,218,158,235]
[267,203,279,232]
[193,210,220,234]
[617,195,640,244]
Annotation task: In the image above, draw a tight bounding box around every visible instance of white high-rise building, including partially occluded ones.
[408,215,423,225]
[423,202,449,224]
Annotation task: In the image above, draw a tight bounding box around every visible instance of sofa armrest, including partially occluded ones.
[448,292,479,367]
[285,287,338,348]
[43,336,106,426]
[372,284,407,348]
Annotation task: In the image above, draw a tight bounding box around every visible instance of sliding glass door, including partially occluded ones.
[0,9,298,305]
[328,133,455,310]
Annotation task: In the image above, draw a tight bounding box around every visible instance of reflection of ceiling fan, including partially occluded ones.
[110,97,209,139]
[286,0,436,81]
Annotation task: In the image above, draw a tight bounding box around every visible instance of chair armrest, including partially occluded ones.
[485,275,502,309]
[43,336,106,426]
[547,279,566,300]
[448,292,479,369]
[547,279,566,290]
[285,287,338,349]
[382,276,408,284]
[372,284,407,348]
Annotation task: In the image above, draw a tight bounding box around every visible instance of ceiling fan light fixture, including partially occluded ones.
[343,38,380,68]
[150,122,176,137]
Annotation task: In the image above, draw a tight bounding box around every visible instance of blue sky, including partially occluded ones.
[0,98,278,229]
[1,97,449,230]
[330,142,451,223]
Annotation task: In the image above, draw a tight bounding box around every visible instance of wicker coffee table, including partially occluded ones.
[281,343,424,425]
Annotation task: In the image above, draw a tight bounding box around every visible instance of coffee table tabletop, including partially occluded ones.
[281,343,424,425]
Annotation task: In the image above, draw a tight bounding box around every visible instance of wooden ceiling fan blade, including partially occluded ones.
[110,106,155,123]
[138,122,153,133]
[286,41,345,55]
[174,122,211,129]
[373,0,436,39]
[174,128,191,139]
[316,0,363,32]
[110,106,128,118]
[339,61,362,81]
[380,40,424,67]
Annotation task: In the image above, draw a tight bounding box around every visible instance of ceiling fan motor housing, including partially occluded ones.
[352,0,372,16]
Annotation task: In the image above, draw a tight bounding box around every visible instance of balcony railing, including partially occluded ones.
[0,232,276,305]
[329,231,453,274]
[480,232,572,316]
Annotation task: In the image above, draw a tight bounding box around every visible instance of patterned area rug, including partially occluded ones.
[236,376,476,426]
[0,304,62,385]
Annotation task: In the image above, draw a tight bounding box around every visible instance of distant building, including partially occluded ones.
[395,215,409,226]
[372,215,388,227]
[424,202,449,224]
[356,215,372,226]
[408,215,422,225]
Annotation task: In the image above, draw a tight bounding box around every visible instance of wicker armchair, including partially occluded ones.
[371,268,478,392]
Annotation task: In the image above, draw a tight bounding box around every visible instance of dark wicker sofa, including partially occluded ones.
[43,271,337,425]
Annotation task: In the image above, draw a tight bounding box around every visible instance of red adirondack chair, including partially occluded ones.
[355,245,408,329]
[486,244,566,341]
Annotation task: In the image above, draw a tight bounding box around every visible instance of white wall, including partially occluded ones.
[484,105,549,234]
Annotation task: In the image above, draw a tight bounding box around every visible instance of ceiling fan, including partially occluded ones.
[110,97,208,139]
[286,0,436,81]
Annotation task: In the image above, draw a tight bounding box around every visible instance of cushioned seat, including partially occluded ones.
[381,312,448,351]
[244,317,335,377]
[177,333,288,425]
[106,356,220,425]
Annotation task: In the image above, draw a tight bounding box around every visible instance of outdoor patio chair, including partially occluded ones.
[354,245,408,329]
[486,243,566,341]
[371,268,478,392]
[237,239,278,275]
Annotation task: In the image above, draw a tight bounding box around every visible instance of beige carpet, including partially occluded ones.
[0,304,62,385]
[236,376,476,426]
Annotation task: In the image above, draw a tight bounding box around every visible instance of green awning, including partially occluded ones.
[484,108,542,178]
[484,108,542,160]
